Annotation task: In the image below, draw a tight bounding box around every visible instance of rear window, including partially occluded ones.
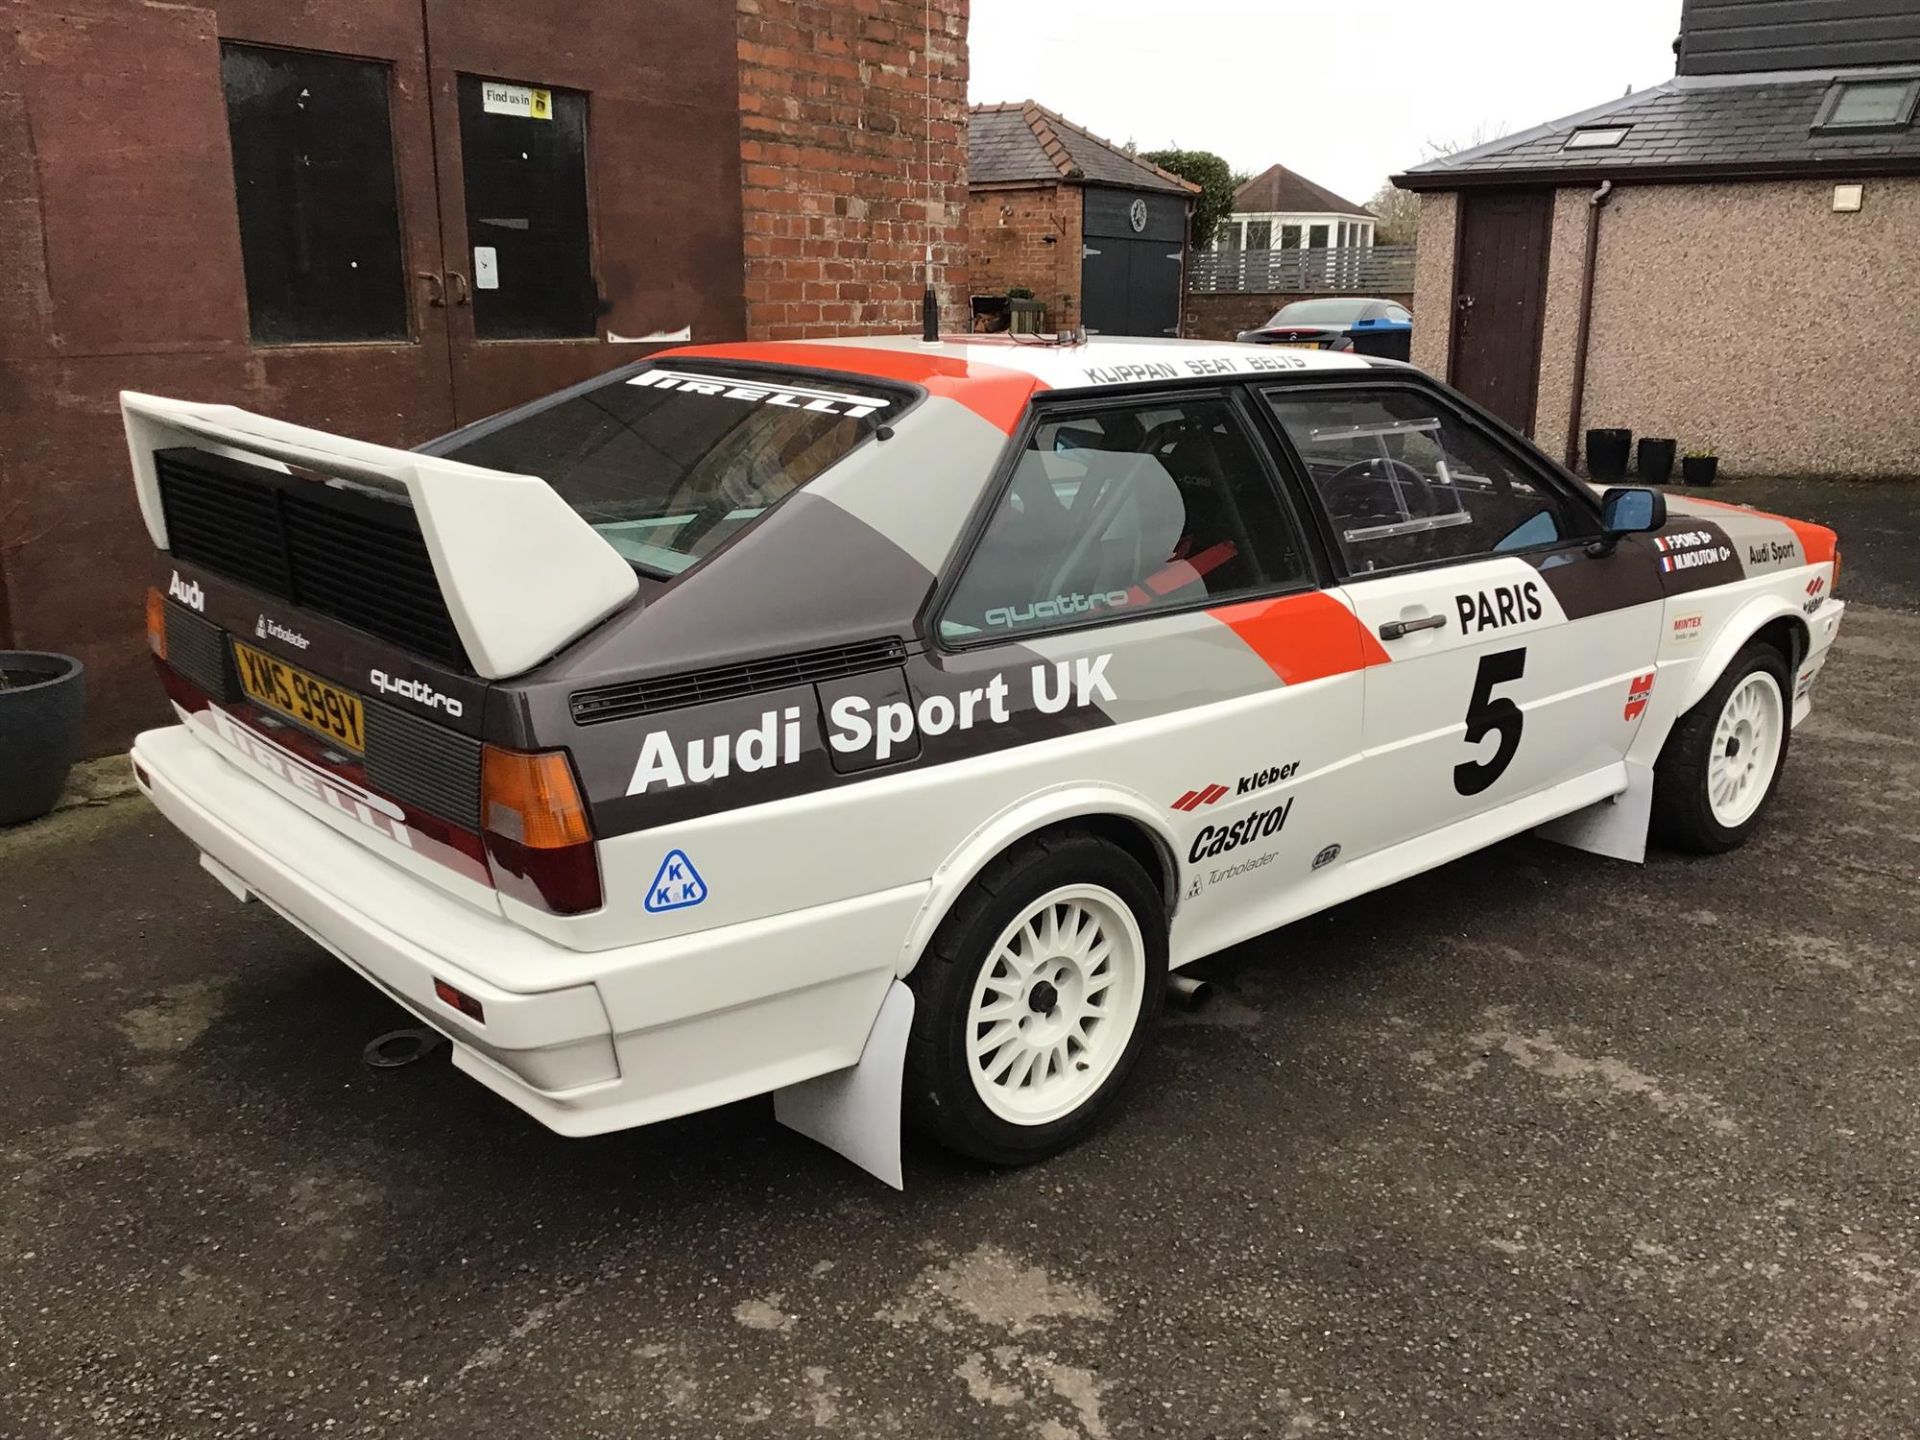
[1269,299,1370,326]
[439,364,900,576]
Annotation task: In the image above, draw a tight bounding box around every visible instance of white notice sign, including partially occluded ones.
[481,82,551,120]
[473,246,499,290]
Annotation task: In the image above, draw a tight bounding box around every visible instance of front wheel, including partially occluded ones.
[1651,640,1793,853]
[903,829,1166,1165]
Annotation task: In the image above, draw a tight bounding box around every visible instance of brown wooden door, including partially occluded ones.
[421,0,747,425]
[1447,189,1552,435]
[213,3,459,446]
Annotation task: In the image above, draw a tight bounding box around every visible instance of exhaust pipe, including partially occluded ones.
[1167,972,1213,1010]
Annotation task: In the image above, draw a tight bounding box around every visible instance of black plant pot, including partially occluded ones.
[1682,455,1719,486]
[1586,428,1632,482]
[1637,437,1677,485]
[0,651,86,826]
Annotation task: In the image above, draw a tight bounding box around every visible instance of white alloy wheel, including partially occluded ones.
[1708,669,1785,828]
[965,884,1147,1126]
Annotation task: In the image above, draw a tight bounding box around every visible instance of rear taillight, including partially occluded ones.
[479,744,602,915]
[145,587,168,660]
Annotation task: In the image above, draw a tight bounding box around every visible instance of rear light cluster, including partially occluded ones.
[480,745,603,915]
[146,587,168,660]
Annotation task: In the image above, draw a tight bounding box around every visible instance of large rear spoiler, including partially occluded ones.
[122,392,639,680]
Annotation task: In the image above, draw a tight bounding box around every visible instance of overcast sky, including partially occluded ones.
[968,0,1684,204]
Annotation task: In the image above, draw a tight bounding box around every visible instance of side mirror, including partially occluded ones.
[1600,486,1667,535]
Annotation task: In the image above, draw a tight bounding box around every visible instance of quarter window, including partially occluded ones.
[940,399,1308,642]
[1266,387,1586,574]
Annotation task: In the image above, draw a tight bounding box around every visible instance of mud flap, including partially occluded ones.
[1535,759,1654,864]
[773,980,914,1190]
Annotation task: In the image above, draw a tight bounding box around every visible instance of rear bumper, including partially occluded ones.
[130,724,918,1136]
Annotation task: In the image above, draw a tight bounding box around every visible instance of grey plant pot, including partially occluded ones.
[0,651,86,826]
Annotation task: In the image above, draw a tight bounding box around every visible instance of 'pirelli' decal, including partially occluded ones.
[627,369,891,419]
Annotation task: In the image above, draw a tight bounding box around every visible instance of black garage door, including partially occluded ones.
[1081,187,1186,337]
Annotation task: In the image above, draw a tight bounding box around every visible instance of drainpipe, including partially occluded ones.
[1563,179,1615,473]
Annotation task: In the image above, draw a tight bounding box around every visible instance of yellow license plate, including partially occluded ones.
[1276,341,1323,350]
[231,640,365,754]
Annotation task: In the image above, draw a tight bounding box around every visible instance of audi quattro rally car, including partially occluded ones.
[125,335,1844,1182]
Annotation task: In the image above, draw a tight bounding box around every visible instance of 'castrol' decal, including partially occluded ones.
[624,655,1116,795]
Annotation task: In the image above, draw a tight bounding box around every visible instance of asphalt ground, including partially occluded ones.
[4,478,1917,1439]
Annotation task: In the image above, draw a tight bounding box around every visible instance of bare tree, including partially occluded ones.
[1367,124,1514,247]
[1367,181,1421,246]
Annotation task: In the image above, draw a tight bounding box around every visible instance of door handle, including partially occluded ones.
[1379,614,1447,641]
[417,271,445,308]
[447,272,471,307]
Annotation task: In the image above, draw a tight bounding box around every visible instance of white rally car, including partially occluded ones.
[126,336,1843,1184]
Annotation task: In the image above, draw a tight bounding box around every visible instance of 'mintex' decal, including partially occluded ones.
[625,655,1116,795]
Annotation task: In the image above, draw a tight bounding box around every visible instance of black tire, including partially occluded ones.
[903,827,1167,1166]
[1651,639,1794,854]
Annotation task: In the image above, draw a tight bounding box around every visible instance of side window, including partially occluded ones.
[1265,387,1588,575]
[221,45,409,345]
[940,398,1309,643]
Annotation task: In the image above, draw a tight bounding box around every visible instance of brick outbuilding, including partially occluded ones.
[966,102,1198,336]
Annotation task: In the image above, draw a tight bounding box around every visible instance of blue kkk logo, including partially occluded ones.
[645,849,708,913]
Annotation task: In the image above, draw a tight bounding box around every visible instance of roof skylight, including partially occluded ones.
[1564,126,1631,150]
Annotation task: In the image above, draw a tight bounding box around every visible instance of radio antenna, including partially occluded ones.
[919,0,940,343]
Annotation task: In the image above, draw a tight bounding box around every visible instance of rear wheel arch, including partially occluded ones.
[898,793,1176,979]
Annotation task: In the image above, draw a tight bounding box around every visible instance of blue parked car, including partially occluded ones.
[1237,297,1413,361]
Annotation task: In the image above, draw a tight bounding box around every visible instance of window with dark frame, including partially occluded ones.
[457,76,597,340]
[1813,77,1920,132]
[220,44,409,346]
[939,399,1309,643]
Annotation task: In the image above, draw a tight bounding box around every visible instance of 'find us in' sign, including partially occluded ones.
[481,82,551,120]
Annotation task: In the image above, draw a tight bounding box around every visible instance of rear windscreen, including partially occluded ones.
[439,365,901,576]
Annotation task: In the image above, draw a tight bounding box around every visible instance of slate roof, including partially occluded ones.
[1232,163,1373,217]
[1395,68,1920,189]
[969,102,1200,195]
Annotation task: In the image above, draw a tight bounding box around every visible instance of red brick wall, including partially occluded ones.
[737,0,971,338]
[966,183,1083,331]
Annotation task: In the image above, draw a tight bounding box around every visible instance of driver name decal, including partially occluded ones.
[1654,530,1733,573]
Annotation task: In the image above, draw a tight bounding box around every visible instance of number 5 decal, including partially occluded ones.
[1454,648,1527,797]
